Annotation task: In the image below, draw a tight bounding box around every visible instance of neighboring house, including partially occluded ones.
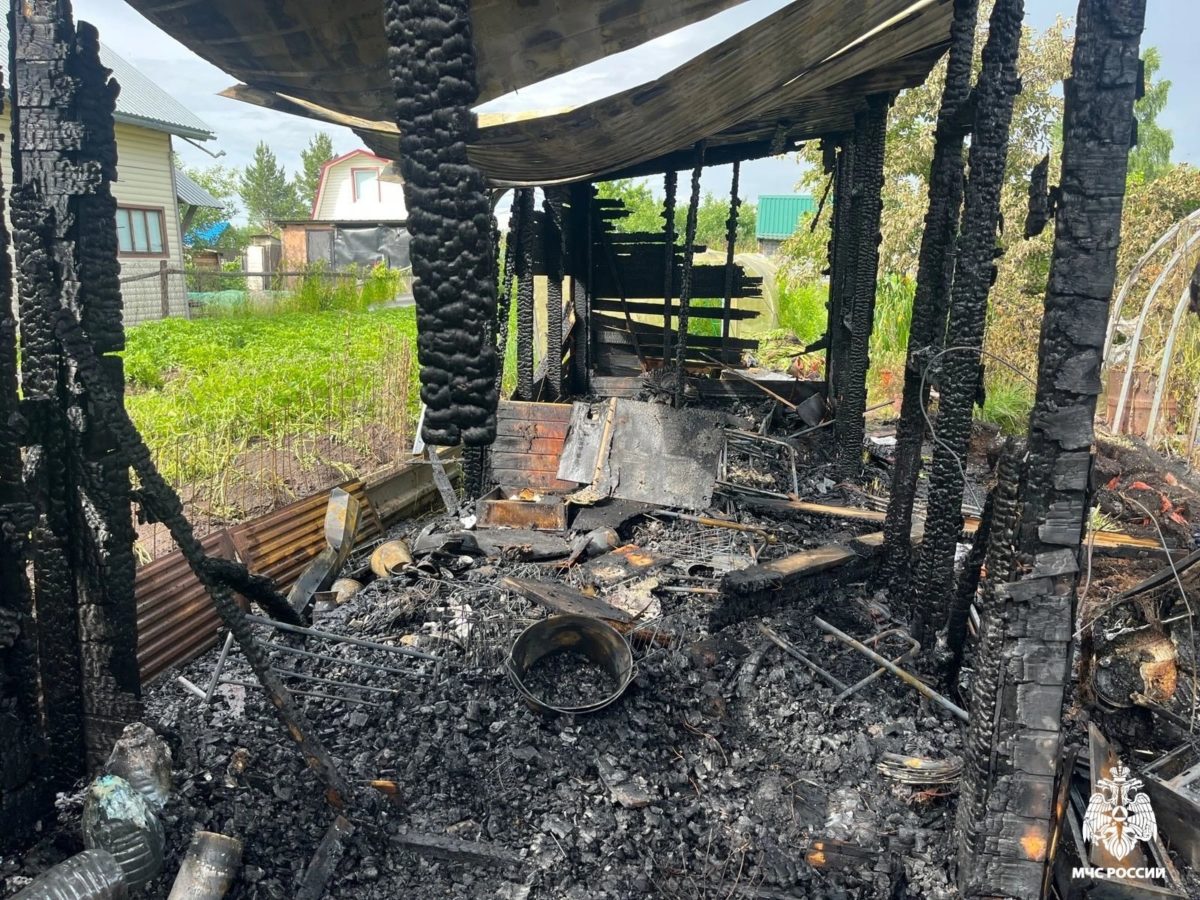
[280,149,410,272]
[756,194,817,257]
[0,25,217,323]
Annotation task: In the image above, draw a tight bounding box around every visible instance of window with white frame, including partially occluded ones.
[115,206,167,256]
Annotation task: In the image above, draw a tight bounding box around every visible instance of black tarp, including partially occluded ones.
[333,225,410,269]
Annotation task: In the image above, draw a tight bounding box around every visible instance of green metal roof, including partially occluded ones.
[755,194,817,240]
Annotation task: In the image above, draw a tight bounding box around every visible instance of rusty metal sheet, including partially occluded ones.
[135,530,240,683]
[577,544,672,588]
[476,488,568,532]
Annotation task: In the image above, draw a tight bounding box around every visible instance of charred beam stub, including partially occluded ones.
[1024,153,1052,239]
[675,141,705,407]
[12,0,142,777]
[0,69,44,843]
[514,187,536,400]
[880,0,980,589]
[386,0,498,446]
[543,188,568,400]
[956,2,1148,895]
[912,0,1025,644]
[661,170,678,357]
[833,96,889,480]
[824,134,855,399]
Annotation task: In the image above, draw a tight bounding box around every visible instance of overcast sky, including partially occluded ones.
[75,0,1199,204]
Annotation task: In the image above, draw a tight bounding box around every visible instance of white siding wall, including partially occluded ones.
[314,156,407,221]
[0,115,188,325]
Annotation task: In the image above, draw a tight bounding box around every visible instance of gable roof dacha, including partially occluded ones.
[310,148,396,218]
[0,23,215,142]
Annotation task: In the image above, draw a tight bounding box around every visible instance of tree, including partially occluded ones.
[595,178,665,233]
[1128,47,1173,183]
[239,141,304,232]
[180,163,243,251]
[595,178,758,251]
[296,132,336,212]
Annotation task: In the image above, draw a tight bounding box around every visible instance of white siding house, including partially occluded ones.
[0,27,217,324]
[312,150,406,221]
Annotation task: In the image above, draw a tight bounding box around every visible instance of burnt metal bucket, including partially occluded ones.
[506,614,634,715]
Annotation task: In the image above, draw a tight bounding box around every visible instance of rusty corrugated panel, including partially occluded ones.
[135,531,238,683]
[135,480,381,683]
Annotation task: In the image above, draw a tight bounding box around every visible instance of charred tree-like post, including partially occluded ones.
[543,188,567,400]
[880,0,979,587]
[387,0,498,446]
[834,97,889,479]
[0,69,45,838]
[912,0,1024,644]
[720,161,741,355]
[956,2,1147,895]
[514,187,536,400]
[675,142,704,406]
[661,171,677,359]
[824,135,856,399]
[12,0,142,778]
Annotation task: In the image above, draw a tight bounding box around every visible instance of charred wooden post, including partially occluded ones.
[911,0,1024,644]
[661,171,677,358]
[543,188,567,400]
[0,69,45,840]
[567,183,593,393]
[514,187,536,400]
[880,0,980,588]
[675,142,705,407]
[54,307,352,810]
[956,2,1147,894]
[12,0,142,777]
[720,161,741,355]
[955,437,1026,890]
[386,0,498,445]
[834,96,889,479]
[824,135,855,400]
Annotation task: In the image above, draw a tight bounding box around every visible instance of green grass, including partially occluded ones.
[122,306,419,488]
[978,374,1035,435]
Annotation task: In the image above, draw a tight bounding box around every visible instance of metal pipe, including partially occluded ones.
[1112,230,1200,432]
[757,624,849,693]
[269,667,400,696]
[218,679,386,708]
[245,614,436,660]
[1146,278,1196,444]
[263,641,423,678]
[203,632,235,705]
[812,617,968,721]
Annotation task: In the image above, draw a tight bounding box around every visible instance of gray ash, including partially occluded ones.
[519,650,616,710]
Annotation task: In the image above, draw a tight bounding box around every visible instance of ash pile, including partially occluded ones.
[8,397,1196,899]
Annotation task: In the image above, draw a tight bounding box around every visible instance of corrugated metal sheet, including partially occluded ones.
[0,24,215,140]
[755,195,818,240]
[134,480,382,683]
[175,168,224,208]
[135,531,240,683]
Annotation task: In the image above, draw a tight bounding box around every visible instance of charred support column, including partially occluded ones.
[720,162,741,355]
[543,189,567,400]
[661,172,678,359]
[834,97,889,479]
[387,0,498,446]
[675,142,705,407]
[824,135,855,399]
[880,0,980,588]
[956,2,1147,895]
[12,0,141,777]
[567,183,593,393]
[514,188,536,400]
[0,67,45,838]
[912,0,1024,644]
